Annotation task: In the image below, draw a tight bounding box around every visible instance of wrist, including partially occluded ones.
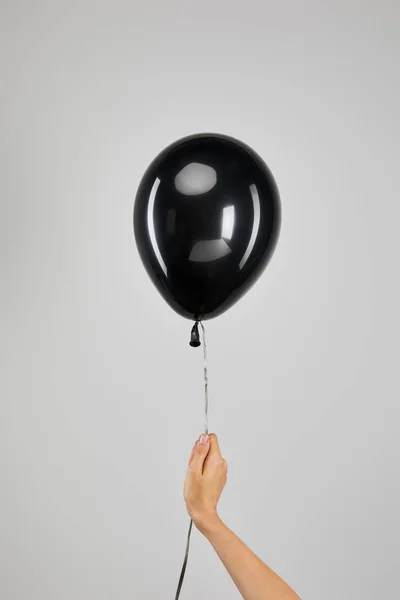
[192,511,223,535]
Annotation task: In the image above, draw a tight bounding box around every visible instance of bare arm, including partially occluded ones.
[184,433,300,600]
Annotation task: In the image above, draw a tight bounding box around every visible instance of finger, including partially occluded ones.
[203,433,223,470]
[188,441,198,465]
[189,434,210,473]
[208,433,222,458]
[203,433,224,472]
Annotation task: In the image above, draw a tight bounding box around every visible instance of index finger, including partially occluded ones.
[207,433,222,458]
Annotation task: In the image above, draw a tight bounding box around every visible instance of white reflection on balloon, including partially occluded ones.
[175,162,217,195]
[221,205,235,240]
[189,239,232,262]
[239,184,261,270]
[147,178,168,276]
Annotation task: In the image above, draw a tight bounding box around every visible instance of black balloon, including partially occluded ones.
[133,133,281,321]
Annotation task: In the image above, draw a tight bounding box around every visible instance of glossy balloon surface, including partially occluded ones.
[133,133,281,321]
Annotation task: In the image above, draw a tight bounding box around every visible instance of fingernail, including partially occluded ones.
[199,434,209,445]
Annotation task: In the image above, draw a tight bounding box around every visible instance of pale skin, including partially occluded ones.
[184,433,301,600]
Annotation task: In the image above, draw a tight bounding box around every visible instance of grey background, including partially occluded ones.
[1,1,399,599]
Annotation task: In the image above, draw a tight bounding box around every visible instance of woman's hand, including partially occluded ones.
[183,433,301,600]
[184,433,300,600]
[184,433,228,531]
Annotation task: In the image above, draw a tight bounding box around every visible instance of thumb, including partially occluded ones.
[189,434,210,473]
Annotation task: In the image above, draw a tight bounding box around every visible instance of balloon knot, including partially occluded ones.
[189,322,201,347]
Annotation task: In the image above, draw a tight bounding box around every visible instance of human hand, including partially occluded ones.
[184,433,228,532]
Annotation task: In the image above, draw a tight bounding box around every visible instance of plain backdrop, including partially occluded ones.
[1,1,400,599]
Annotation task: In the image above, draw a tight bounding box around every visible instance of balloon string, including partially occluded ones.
[174,321,208,600]
[174,519,193,600]
[200,321,209,435]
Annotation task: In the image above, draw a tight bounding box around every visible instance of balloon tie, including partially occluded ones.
[175,322,209,599]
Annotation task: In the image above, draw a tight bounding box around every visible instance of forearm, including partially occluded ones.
[197,515,300,600]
